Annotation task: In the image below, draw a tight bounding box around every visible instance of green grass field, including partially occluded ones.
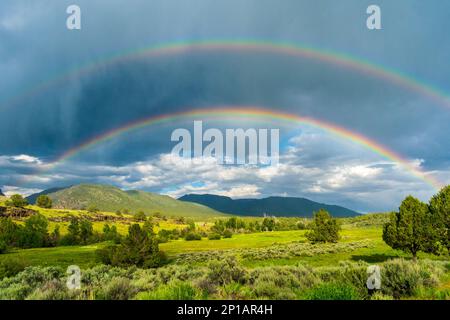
[2,223,443,269]
[1,201,449,300]
[2,222,447,271]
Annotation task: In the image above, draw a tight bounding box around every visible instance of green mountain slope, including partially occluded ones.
[40,184,225,218]
[26,186,70,204]
[179,194,360,217]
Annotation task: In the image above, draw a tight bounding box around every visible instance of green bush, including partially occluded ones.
[97,224,164,268]
[208,233,221,240]
[207,257,247,286]
[319,261,370,299]
[381,259,443,298]
[222,230,233,238]
[134,211,147,222]
[0,282,31,300]
[0,266,64,299]
[249,265,320,292]
[194,277,217,297]
[185,232,202,241]
[36,195,52,209]
[0,258,29,279]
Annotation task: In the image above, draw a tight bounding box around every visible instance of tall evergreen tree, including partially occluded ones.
[428,186,450,254]
[36,195,52,209]
[306,209,340,243]
[383,196,434,260]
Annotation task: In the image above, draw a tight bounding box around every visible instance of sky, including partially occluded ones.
[0,0,449,212]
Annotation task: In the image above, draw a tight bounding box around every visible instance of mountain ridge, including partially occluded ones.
[26,186,71,204]
[27,184,226,218]
[179,193,360,217]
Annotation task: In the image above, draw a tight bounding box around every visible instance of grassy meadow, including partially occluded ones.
[0,199,449,300]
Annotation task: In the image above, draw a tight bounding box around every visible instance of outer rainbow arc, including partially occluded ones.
[3,40,450,111]
[41,106,442,191]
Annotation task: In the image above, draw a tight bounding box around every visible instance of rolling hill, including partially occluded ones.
[179,194,360,217]
[26,186,70,204]
[28,184,225,218]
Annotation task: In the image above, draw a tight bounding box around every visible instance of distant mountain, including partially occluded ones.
[179,194,360,217]
[26,186,70,204]
[31,184,225,218]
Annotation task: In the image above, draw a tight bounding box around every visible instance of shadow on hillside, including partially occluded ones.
[351,253,399,264]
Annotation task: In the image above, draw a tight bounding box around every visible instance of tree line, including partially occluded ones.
[0,214,122,253]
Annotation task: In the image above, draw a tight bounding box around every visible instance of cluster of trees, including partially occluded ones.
[59,217,98,245]
[211,216,306,236]
[179,216,308,242]
[383,186,450,260]
[5,194,29,208]
[0,215,60,252]
[97,221,165,268]
[4,194,52,209]
[306,209,340,243]
[0,214,124,253]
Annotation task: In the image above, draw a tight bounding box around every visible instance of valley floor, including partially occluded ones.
[0,205,449,300]
[0,225,446,269]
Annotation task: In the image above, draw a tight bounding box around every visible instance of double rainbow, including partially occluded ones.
[6,39,447,190]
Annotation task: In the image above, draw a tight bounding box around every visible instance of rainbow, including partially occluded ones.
[40,106,442,191]
[3,39,450,110]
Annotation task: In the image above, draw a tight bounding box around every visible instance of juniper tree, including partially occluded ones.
[383,196,434,261]
[306,209,340,243]
[6,194,28,208]
[428,186,450,254]
[36,195,52,209]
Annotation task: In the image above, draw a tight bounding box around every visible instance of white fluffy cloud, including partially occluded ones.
[0,126,443,213]
[2,185,41,197]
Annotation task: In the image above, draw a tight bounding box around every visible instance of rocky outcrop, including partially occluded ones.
[0,189,4,196]
[0,206,38,218]
[47,213,131,223]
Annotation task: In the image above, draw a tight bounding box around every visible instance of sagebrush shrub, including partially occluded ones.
[0,258,29,280]
[207,257,247,285]
[253,279,297,300]
[380,259,443,298]
[95,277,136,300]
[26,279,72,300]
